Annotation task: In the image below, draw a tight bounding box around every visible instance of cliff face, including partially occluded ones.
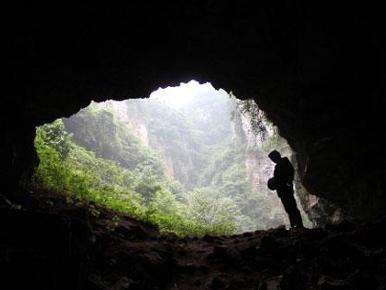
[99,94,234,191]
[104,100,150,147]
[99,100,178,178]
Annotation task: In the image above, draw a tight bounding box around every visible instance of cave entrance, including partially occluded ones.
[33,80,311,236]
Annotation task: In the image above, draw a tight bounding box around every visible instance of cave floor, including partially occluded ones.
[1,190,385,290]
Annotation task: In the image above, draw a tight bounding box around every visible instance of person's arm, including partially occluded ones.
[273,163,284,183]
[283,158,294,184]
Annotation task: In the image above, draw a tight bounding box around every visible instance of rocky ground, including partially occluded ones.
[1,191,385,290]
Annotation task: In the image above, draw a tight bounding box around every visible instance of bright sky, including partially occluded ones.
[149,80,227,110]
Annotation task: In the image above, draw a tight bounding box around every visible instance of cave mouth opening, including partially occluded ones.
[33,80,311,236]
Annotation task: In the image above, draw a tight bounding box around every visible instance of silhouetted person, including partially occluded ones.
[267,150,304,228]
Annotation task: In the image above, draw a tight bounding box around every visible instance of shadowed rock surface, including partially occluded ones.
[2,191,385,290]
[4,2,386,220]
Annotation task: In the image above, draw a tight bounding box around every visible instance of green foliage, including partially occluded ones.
[33,117,237,237]
[63,102,166,177]
[36,119,73,160]
[149,189,180,216]
[183,187,238,228]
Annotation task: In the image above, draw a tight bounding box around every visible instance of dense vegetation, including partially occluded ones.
[33,84,302,236]
[33,118,236,237]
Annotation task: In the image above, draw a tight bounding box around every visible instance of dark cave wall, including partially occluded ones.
[4,2,386,220]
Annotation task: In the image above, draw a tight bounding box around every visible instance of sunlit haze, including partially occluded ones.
[149,80,228,110]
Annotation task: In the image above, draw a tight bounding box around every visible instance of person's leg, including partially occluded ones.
[278,193,295,227]
[287,209,297,228]
[279,185,304,228]
[286,194,304,228]
[292,207,304,228]
[287,206,303,228]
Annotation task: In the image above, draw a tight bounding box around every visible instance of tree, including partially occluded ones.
[149,189,180,215]
[36,119,73,160]
[184,187,239,226]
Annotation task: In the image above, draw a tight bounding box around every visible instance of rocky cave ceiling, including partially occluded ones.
[4,2,386,220]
